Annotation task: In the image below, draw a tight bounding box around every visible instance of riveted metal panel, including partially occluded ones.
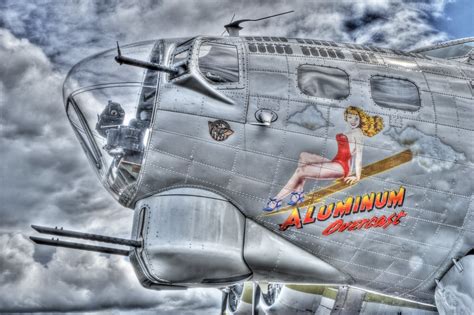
[122,38,474,306]
[132,188,251,286]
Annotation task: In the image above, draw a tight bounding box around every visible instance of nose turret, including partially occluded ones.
[62,40,163,205]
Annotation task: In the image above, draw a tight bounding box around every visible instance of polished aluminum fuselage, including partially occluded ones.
[127,36,473,304]
[61,35,473,307]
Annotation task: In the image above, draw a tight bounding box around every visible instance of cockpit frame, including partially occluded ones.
[166,37,245,104]
[66,96,103,170]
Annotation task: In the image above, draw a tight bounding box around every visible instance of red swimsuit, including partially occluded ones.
[332,133,352,177]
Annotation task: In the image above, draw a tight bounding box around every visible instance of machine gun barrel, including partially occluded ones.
[30,236,130,256]
[31,225,141,247]
[114,42,177,74]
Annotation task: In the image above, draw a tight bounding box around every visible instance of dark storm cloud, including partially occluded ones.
[1,0,449,68]
[0,233,219,314]
[0,28,107,228]
[0,0,452,313]
[0,26,221,313]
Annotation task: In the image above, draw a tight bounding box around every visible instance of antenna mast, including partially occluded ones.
[224,10,294,37]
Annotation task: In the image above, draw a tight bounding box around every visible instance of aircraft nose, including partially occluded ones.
[62,40,162,204]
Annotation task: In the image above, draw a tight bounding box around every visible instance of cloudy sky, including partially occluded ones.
[0,0,471,313]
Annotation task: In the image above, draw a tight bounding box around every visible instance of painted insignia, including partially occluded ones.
[208,120,234,141]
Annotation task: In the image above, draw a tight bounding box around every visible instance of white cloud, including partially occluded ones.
[288,105,332,131]
[0,28,117,231]
[0,233,220,313]
[385,126,465,172]
[0,0,451,68]
[0,27,221,313]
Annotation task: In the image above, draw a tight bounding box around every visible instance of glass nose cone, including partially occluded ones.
[63,40,162,204]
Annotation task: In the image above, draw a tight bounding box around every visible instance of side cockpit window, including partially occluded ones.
[298,65,350,100]
[370,76,421,111]
[172,38,194,66]
[173,50,189,64]
[198,43,239,83]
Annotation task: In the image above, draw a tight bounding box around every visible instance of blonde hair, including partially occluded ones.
[344,106,384,137]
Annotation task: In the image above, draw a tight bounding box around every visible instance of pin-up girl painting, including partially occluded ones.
[263,106,384,211]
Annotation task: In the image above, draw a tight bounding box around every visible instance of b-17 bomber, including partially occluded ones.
[30,11,474,315]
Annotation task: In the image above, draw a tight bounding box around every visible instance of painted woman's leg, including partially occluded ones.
[274,162,344,201]
[298,152,331,165]
[294,179,305,193]
[282,153,330,196]
[289,162,339,193]
[274,169,306,200]
[300,162,345,180]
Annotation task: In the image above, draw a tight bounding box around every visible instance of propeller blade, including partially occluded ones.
[252,282,261,315]
[221,289,229,315]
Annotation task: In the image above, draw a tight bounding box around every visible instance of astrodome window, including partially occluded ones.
[370,76,421,111]
[298,65,350,100]
[63,40,162,203]
[198,42,239,83]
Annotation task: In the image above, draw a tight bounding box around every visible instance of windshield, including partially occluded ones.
[198,42,239,83]
[63,40,162,204]
[420,39,473,59]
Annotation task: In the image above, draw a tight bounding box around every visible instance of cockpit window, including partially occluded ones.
[198,43,239,83]
[172,39,194,65]
[173,50,189,64]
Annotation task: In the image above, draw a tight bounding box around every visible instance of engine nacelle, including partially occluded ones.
[130,188,251,289]
[129,188,350,290]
